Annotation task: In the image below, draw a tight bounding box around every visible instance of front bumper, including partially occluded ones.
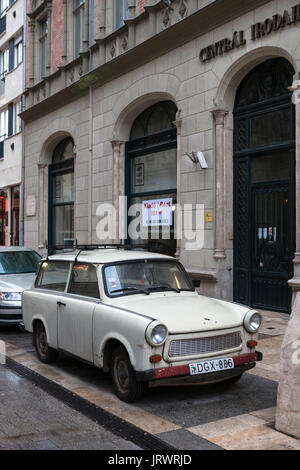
[136,351,263,382]
[0,304,23,325]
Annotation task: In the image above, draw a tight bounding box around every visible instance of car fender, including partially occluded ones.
[31,315,53,347]
[97,332,145,371]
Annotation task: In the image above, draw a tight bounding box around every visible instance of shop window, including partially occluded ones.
[0,190,8,246]
[126,101,178,256]
[114,0,130,30]
[49,137,75,247]
[11,185,20,246]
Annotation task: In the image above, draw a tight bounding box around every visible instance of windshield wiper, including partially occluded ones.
[112,286,150,295]
[148,284,181,293]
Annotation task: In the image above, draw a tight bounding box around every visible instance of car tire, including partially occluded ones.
[34,322,59,364]
[110,346,145,403]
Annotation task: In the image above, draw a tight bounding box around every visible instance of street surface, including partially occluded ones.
[0,310,299,450]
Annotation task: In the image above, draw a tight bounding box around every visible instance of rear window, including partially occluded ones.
[36,261,70,291]
[0,251,41,274]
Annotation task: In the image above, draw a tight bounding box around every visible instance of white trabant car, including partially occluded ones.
[22,248,263,402]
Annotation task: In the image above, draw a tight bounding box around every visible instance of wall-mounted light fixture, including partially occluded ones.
[185,151,208,169]
[10,143,14,151]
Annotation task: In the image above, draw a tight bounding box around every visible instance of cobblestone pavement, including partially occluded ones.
[0,364,140,450]
[0,310,299,450]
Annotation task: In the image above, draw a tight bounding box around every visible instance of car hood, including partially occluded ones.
[0,273,36,292]
[108,292,252,333]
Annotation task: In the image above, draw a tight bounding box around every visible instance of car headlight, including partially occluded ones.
[146,322,168,347]
[244,311,262,333]
[0,292,22,301]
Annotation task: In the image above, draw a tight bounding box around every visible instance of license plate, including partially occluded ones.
[189,357,234,375]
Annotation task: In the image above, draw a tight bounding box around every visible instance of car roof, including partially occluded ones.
[0,247,38,253]
[44,249,174,264]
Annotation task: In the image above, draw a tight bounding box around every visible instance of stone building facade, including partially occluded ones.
[21,0,300,313]
[0,0,25,246]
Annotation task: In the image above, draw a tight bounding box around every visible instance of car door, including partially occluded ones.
[57,263,100,363]
[34,260,71,349]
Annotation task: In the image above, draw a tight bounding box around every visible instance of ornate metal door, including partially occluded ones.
[233,58,295,313]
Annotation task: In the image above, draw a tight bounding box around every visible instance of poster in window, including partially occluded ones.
[142,198,173,227]
[135,163,144,187]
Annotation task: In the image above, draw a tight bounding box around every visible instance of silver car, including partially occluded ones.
[0,247,41,326]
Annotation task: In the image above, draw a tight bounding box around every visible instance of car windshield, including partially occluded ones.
[0,251,41,275]
[104,260,194,297]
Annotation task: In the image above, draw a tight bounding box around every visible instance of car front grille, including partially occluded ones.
[168,331,242,357]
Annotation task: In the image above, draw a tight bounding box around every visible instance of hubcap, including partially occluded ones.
[38,330,47,355]
[115,357,130,393]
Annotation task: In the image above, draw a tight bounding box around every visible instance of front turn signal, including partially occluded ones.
[247,340,258,348]
[150,355,162,363]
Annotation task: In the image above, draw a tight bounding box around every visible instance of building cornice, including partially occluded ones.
[21,0,272,122]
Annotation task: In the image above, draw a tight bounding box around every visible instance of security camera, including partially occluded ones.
[196,151,208,169]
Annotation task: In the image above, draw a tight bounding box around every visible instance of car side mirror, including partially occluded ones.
[192,279,201,288]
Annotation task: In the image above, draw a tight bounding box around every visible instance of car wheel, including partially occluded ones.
[34,322,59,364]
[111,346,145,403]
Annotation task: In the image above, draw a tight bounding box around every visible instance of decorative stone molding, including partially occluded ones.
[288,80,300,304]
[212,109,229,260]
[111,140,125,242]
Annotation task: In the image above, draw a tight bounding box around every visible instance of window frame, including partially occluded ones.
[67,262,101,300]
[35,260,72,292]
[73,0,85,58]
[39,18,48,79]
[114,0,130,31]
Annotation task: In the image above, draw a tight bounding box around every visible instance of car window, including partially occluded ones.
[36,261,70,291]
[68,263,100,299]
[104,260,194,297]
[0,251,41,274]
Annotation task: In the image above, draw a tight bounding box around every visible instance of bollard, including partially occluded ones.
[0,340,5,365]
[275,292,300,438]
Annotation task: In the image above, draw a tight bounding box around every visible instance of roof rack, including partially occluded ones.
[46,242,150,257]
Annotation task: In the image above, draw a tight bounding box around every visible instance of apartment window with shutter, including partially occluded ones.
[0,48,8,80]
[0,109,7,141]
[14,35,23,68]
[114,0,130,30]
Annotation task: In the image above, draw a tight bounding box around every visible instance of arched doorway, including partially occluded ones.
[126,100,178,256]
[48,137,75,247]
[233,58,295,313]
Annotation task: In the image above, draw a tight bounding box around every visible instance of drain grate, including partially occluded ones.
[4,356,176,451]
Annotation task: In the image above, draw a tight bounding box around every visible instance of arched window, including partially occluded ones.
[126,101,178,256]
[49,137,75,247]
[233,58,295,313]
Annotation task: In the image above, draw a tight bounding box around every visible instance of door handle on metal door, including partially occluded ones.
[57,301,66,307]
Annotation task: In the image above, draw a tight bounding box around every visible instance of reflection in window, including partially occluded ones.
[36,261,70,291]
[250,108,291,148]
[69,264,100,298]
[114,0,130,30]
[74,0,85,57]
[39,19,48,79]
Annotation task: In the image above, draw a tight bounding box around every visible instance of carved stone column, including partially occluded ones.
[38,164,48,248]
[173,118,182,259]
[128,0,136,19]
[212,109,228,260]
[111,140,125,242]
[288,80,300,303]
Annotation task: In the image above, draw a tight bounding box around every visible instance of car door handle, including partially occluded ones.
[57,301,66,307]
